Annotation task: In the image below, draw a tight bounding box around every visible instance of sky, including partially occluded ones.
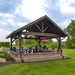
[0,0,75,42]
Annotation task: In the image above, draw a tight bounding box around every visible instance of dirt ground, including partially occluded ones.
[0,58,16,68]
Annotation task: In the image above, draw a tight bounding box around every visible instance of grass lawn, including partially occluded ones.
[0,49,75,75]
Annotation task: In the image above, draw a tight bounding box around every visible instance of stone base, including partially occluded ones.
[57,48,63,55]
[10,51,21,62]
[23,54,63,62]
[10,51,67,63]
[0,58,6,63]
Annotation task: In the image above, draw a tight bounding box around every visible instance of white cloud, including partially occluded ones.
[0,0,75,42]
[0,13,14,27]
[16,22,27,27]
[0,29,11,42]
[0,12,27,42]
[59,19,71,29]
[0,13,14,18]
[59,0,75,14]
[0,12,27,27]
[0,21,7,25]
[7,18,15,25]
[18,0,47,20]
[15,7,20,14]
[62,37,67,41]
[52,38,57,42]
[52,37,67,42]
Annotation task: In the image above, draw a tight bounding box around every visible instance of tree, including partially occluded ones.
[65,36,73,48]
[65,20,75,38]
[50,43,58,49]
[15,39,19,46]
[14,35,53,48]
[64,20,75,48]
[41,39,53,47]
[24,35,37,44]
[0,42,10,47]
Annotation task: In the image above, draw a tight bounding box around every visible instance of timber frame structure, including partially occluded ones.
[6,15,67,62]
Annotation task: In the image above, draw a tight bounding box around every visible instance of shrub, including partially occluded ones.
[0,42,10,47]
[0,49,10,60]
[50,43,58,49]
[34,43,39,47]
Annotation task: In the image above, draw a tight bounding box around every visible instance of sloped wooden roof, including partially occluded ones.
[6,15,67,39]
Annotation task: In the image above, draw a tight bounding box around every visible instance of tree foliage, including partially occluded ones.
[0,49,10,60]
[0,42,10,47]
[50,43,58,49]
[15,35,53,48]
[64,20,75,48]
[15,39,19,46]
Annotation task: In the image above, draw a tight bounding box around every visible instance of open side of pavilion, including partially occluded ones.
[6,15,67,62]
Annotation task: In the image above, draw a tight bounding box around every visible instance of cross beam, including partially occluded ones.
[22,32,59,37]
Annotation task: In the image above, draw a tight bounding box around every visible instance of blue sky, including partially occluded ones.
[0,0,75,42]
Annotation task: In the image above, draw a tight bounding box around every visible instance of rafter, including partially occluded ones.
[43,26,48,32]
[42,22,44,33]
[35,24,42,32]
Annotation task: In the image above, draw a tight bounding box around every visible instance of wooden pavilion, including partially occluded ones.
[6,15,67,62]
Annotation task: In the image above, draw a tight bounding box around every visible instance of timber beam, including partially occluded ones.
[22,32,59,37]
[14,37,39,39]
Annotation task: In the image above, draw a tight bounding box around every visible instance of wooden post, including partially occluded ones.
[19,34,24,62]
[57,37,62,55]
[38,39,41,47]
[58,37,61,49]
[38,39,41,51]
[10,37,12,51]
[35,39,41,52]
[19,34,22,51]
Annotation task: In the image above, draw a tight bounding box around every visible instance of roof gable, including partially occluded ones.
[6,15,67,38]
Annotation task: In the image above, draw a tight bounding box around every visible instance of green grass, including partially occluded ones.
[0,49,75,75]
